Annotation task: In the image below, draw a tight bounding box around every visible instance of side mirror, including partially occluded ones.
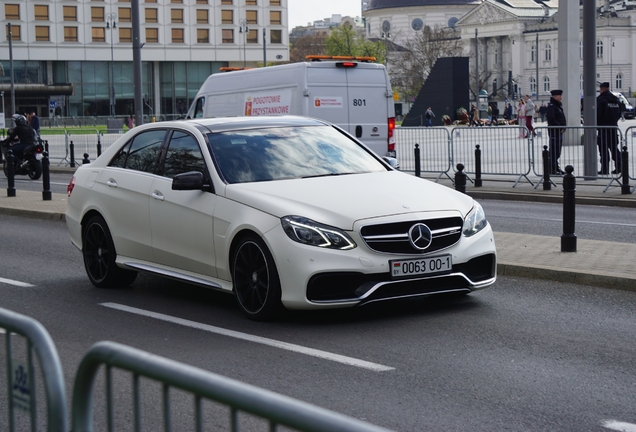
[172,171,210,191]
[382,156,400,170]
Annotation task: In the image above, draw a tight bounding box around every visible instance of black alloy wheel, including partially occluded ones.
[83,215,137,288]
[232,235,283,321]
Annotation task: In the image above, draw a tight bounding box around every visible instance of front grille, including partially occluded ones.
[360,217,463,254]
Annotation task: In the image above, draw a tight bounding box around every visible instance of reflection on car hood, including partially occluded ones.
[224,171,475,229]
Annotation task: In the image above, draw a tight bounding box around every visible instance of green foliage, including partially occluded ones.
[325,25,386,64]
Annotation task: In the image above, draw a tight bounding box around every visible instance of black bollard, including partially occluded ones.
[69,140,76,167]
[455,163,467,194]
[621,146,631,195]
[414,143,421,177]
[6,149,16,197]
[542,145,551,191]
[42,151,52,201]
[474,144,482,187]
[561,165,576,252]
[44,139,49,153]
[97,134,102,157]
[82,153,90,164]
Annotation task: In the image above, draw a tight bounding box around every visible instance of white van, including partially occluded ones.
[186,57,397,158]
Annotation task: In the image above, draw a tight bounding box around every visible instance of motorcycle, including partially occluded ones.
[1,140,45,180]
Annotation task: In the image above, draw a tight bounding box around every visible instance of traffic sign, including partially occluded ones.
[49,101,57,110]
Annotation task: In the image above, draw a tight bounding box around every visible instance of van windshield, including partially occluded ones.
[207,125,387,184]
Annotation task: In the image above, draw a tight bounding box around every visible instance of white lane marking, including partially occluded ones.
[101,302,395,372]
[602,420,636,431]
[0,277,35,287]
[489,214,636,228]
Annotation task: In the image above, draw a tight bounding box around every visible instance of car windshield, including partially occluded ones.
[207,125,387,184]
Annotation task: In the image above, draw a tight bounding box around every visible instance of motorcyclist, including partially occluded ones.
[1,114,38,160]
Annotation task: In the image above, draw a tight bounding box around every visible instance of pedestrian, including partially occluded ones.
[505,103,513,123]
[487,104,493,126]
[539,102,547,123]
[596,82,623,175]
[524,94,536,137]
[470,104,479,126]
[517,98,526,137]
[425,107,435,127]
[126,115,134,129]
[546,89,566,175]
[30,111,40,138]
[492,104,499,126]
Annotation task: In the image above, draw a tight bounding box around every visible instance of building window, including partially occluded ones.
[529,77,536,94]
[579,41,583,59]
[221,0,233,4]
[270,29,282,44]
[196,9,208,24]
[146,28,159,43]
[34,5,49,21]
[172,28,184,43]
[119,8,131,22]
[616,73,622,89]
[222,10,233,24]
[92,7,105,22]
[270,10,281,25]
[246,29,257,43]
[5,25,20,41]
[270,0,281,5]
[580,75,584,90]
[63,6,77,21]
[196,0,207,3]
[171,0,183,3]
[246,0,257,4]
[35,26,49,41]
[5,4,20,20]
[119,27,132,42]
[246,10,258,24]
[530,44,535,62]
[543,76,550,92]
[146,8,158,23]
[92,27,106,42]
[222,29,234,43]
[197,28,209,43]
[64,27,78,42]
[171,9,183,23]
[146,0,157,2]
[544,43,551,61]
[597,40,603,58]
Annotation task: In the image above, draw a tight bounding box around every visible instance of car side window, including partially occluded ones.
[108,130,165,173]
[162,130,206,178]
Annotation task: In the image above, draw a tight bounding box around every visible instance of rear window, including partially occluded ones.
[207,125,385,184]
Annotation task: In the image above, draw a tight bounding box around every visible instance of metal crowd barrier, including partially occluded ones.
[72,341,391,432]
[621,126,636,193]
[0,307,67,432]
[395,127,452,180]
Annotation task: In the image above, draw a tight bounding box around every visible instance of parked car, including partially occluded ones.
[66,116,497,320]
[613,92,635,119]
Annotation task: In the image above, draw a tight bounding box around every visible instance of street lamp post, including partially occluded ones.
[239,19,248,68]
[610,38,615,90]
[106,13,117,117]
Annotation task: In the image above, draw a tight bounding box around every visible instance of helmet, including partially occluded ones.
[12,114,27,126]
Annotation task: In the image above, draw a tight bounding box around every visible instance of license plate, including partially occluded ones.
[35,153,43,160]
[390,255,452,279]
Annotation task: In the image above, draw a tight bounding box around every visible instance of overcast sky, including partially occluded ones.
[288,0,363,28]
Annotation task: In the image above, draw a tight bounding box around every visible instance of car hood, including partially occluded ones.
[223,171,475,230]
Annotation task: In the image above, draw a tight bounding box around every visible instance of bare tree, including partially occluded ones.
[390,25,464,103]
[290,33,328,63]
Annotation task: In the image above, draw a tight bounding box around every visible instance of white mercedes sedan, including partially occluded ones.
[66,116,496,320]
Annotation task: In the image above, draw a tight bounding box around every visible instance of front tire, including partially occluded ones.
[232,235,283,321]
[83,215,137,288]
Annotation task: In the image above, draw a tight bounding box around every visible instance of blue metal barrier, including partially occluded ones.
[0,307,67,432]
[72,341,393,432]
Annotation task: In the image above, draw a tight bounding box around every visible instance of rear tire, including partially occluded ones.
[83,215,137,288]
[232,235,283,321]
[27,159,42,180]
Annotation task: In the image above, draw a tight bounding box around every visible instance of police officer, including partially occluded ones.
[546,89,566,175]
[1,114,38,160]
[596,82,623,175]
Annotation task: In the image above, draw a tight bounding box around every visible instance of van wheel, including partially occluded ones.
[83,215,137,288]
[232,235,283,321]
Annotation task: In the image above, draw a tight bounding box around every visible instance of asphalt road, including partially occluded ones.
[0,214,635,431]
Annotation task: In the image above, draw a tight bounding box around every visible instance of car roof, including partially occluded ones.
[185,115,331,134]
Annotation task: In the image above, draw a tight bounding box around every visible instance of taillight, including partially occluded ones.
[335,62,358,68]
[388,117,396,152]
[67,177,75,197]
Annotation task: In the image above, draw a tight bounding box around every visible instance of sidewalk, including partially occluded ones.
[1,174,635,292]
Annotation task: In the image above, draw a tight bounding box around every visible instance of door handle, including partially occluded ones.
[106,179,117,188]
[355,125,362,138]
[151,190,165,201]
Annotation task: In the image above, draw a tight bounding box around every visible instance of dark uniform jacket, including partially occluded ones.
[597,91,623,126]
[4,124,37,145]
[546,97,566,127]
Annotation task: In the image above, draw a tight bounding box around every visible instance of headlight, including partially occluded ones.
[462,202,488,237]
[281,216,356,250]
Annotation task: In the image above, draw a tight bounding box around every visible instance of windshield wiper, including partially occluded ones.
[301,172,356,179]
